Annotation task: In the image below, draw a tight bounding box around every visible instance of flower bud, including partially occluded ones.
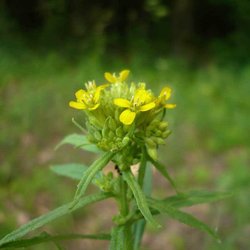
[93,131,102,141]
[162,130,171,139]
[107,172,113,180]
[122,136,130,146]
[89,116,103,130]
[159,121,169,130]
[156,138,166,145]
[116,127,124,138]
[108,131,115,138]
[145,138,156,148]
[151,136,158,144]
[151,119,160,126]
[132,158,140,165]
[155,130,162,137]
[108,118,117,131]
[147,148,158,161]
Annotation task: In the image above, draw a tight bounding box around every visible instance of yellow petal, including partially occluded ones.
[134,89,146,103]
[119,109,136,125]
[165,104,177,109]
[138,102,155,111]
[94,84,110,103]
[69,101,87,109]
[119,70,130,82]
[104,72,116,83]
[114,98,131,108]
[89,103,100,111]
[159,87,171,101]
[75,89,88,101]
[145,92,155,104]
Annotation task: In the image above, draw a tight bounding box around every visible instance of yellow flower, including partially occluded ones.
[104,70,130,84]
[69,83,109,110]
[156,87,177,109]
[114,89,155,125]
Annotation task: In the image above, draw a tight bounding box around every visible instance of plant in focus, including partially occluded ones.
[0,70,234,250]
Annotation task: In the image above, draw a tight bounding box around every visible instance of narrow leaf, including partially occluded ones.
[55,134,101,154]
[162,190,235,208]
[122,169,161,228]
[70,151,115,208]
[109,225,132,250]
[50,163,101,181]
[0,193,113,247]
[147,197,220,242]
[0,233,111,249]
[148,156,179,194]
[133,162,152,250]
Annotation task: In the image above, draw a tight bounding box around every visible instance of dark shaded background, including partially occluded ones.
[0,0,250,249]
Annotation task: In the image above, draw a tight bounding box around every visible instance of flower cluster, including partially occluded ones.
[69,70,176,168]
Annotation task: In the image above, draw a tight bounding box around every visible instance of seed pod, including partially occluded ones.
[145,137,156,148]
[162,130,171,139]
[158,121,169,131]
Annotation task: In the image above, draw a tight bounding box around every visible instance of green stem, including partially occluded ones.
[119,175,129,216]
[137,146,147,188]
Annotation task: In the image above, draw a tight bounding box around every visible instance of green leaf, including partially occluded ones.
[148,156,179,194]
[133,162,152,250]
[122,169,161,228]
[146,197,220,242]
[55,134,101,154]
[0,233,111,249]
[109,225,132,250]
[50,163,102,181]
[162,190,235,208]
[0,193,114,247]
[70,151,116,209]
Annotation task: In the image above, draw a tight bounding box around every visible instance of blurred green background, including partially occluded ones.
[0,0,250,249]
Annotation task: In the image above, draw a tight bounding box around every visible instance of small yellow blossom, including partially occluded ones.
[69,83,109,110]
[156,87,177,109]
[114,89,155,125]
[104,70,130,84]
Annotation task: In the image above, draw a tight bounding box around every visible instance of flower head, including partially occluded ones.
[155,87,177,109]
[104,70,130,84]
[69,82,109,110]
[114,89,155,125]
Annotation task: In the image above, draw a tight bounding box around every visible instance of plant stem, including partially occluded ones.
[119,175,129,216]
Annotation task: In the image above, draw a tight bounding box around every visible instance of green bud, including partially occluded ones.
[151,136,158,143]
[116,142,123,149]
[116,127,124,138]
[108,131,115,138]
[108,118,117,131]
[146,131,151,137]
[151,119,160,126]
[162,130,171,139]
[159,121,169,130]
[89,116,103,130]
[155,130,162,137]
[146,125,154,131]
[87,136,98,144]
[122,146,130,156]
[97,143,109,152]
[119,164,128,171]
[93,131,102,141]
[116,137,122,142]
[122,137,130,146]
[147,148,158,161]
[145,137,156,148]
[156,138,166,145]
[123,124,131,133]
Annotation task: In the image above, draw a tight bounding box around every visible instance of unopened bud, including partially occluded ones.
[145,138,156,148]
[155,130,162,137]
[89,116,103,130]
[108,131,115,138]
[156,138,166,145]
[108,118,117,131]
[162,130,171,139]
[147,148,158,161]
[93,131,102,141]
[159,121,169,130]
[116,127,124,138]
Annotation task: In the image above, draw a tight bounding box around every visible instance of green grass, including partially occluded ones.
[0,47,249,250]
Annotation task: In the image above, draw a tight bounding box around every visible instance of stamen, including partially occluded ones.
[131,96,134,102]
[85,83,88,90]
